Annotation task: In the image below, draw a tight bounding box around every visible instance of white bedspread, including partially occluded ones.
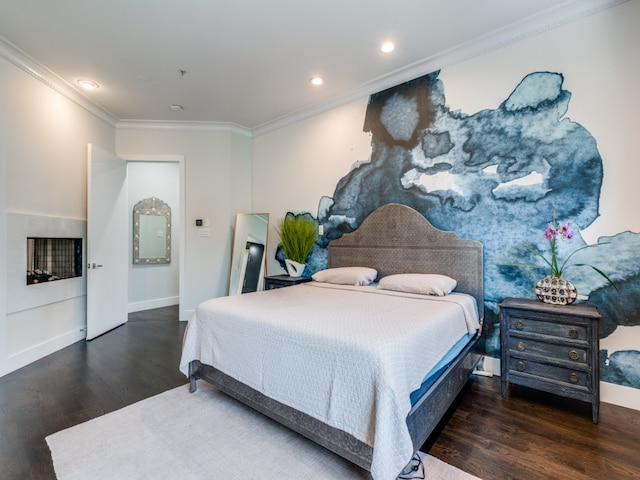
[179,283,479,480]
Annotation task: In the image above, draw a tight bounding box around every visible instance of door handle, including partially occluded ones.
[88,263,104,269]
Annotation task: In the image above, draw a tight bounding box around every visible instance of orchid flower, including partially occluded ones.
[507,210,618,291]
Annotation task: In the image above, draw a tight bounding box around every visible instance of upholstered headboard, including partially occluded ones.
[328,203,484,317]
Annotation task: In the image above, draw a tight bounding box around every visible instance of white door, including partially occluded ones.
[86,144,128,340]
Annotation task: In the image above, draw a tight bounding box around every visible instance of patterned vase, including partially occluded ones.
[285,259,306,277]
[535,275,578,305]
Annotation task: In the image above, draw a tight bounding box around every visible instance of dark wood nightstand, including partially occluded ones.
[500,297,601,423]
[264,274,312,290]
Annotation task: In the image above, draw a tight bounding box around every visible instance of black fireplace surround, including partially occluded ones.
[26,237,83,285]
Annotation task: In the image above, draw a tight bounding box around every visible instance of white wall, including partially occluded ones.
[252,2,640,408]
[0,44,252,375]
[0,104,7,375]
[116,126,253,320]
[253,99,373,275]
[127,161,180,312]
[0,55,115,376]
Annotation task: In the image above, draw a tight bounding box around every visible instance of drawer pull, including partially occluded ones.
[516,320,525,330]
[517,341,526,351]
[568,328,579,339]
[569,372,579,383]
[568,350,580,361]
[516,361,526,371]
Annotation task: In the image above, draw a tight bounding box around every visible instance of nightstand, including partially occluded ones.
[264,274,312,290]
[500,297,601,423]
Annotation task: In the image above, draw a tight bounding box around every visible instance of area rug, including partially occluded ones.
[47,380,481,480]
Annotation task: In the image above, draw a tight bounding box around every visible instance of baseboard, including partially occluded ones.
[0,328,85,378]
[482,356,640,412]
[127,296,179,313]
[601,381,640,411]
[181,308,195,322]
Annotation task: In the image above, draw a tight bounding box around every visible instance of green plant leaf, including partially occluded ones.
[571,263,619,292]
[277,216,318,264]
[520,245,558,276]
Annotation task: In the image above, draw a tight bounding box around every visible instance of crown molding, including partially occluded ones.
[1,0,627,138]
[116,120,252,137]
[252,0,628,137]
[1,34,251,137]
[0,35,119,127]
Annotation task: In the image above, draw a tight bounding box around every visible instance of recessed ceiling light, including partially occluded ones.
[309,76,324,86]
[381,41,395,53]
[77,79,99,90]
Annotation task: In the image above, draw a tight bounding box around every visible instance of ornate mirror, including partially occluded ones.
[229,213,269,295]
[133,197,171,264]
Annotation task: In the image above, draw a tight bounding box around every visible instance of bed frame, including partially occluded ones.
[189,203,484,471]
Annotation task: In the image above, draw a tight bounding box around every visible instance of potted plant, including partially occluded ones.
[277,215,318,277]
[508,210,617,305]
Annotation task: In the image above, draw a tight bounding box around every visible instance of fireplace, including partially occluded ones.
[26,237,83,285]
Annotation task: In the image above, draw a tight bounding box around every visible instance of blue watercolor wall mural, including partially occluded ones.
[277,70,640,390]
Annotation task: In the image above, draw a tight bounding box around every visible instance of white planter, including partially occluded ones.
[285,259,306,277]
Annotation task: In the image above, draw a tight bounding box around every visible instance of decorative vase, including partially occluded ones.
[535,275,578,305]
[285,259,306,277]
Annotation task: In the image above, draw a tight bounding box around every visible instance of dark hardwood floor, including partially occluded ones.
[0,306,187,480]
[1,305,639,479]
[424,377,640,480]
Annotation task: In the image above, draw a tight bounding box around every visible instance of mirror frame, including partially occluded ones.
[133,197,172,264]
[229,213,269,295]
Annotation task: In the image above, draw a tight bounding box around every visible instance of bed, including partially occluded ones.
[180,203,484,479]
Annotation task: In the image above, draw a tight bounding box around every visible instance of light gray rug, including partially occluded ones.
[47,380,481,480]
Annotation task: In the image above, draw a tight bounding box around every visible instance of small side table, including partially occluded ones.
[264,274,312,290]
[500,297,601,423]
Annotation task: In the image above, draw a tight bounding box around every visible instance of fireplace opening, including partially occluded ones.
[27,237,83,285]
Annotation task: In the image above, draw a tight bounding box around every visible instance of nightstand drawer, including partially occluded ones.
[507,337,590,364]
[507,315,588,341]
[500,297,601,423]
[507,357,591,390]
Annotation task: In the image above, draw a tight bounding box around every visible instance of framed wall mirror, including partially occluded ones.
[133,197,171,264]
[229,213,268,295]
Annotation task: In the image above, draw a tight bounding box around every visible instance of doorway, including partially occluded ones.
[121,154,185,316]
[87,148,186,340]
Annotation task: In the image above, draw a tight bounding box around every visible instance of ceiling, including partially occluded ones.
[0,0,623,132]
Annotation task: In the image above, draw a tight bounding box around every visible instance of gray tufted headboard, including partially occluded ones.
[328,203,484,319]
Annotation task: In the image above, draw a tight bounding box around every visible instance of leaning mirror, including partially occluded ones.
[229,213,268,295]
[133,197,171,264]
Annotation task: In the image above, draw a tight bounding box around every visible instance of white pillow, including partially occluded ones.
[377,273,457,296]
[312,267,377,286]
